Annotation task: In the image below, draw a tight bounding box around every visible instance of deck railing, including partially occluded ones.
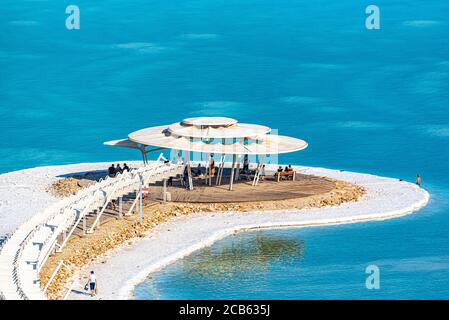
[0,159,183,300]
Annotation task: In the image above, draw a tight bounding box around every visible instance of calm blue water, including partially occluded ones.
[2,0,449,299]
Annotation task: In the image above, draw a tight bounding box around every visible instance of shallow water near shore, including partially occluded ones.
[2,0,449,299]
[135,187,449,300]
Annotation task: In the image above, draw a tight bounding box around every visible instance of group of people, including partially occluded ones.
[277,165,294,173]
[193,163,204,176]
[182,163,208,188]
[108,163,130,177]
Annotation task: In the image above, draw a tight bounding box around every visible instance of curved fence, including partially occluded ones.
[0,160,183,300]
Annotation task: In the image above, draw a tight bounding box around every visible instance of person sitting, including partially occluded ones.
[111,199,117,211]
[123,163,130,172]
[243,155,249,174]
[195,164,202,176]
[287,165,295,180]
[142,186,150,199]
[108,164,116,177]
[275,166,283,179]
[115,163,123,174]
[284,166,289,172]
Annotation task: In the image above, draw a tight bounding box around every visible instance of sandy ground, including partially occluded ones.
[62,166,428,300]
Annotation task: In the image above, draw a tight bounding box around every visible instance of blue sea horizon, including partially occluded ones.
[1,0,449,299]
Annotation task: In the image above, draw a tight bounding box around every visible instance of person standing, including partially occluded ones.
[416,174,422,187]
[85,271,97,297]
[209,155,215,177]
[183,165,189,189]
[243,155,249,174]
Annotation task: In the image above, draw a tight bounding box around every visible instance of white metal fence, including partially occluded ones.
[0,159,183,300]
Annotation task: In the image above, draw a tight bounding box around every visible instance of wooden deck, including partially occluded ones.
[145,172,335,203]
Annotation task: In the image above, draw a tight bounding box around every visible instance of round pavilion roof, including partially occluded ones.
[105,117,308,155]
[167,122,271,139]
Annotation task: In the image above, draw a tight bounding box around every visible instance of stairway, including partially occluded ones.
[0,161,183,300]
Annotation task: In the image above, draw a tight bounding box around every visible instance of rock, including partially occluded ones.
[77,179,95,188]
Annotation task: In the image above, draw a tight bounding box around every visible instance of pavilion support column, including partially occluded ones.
[208,154,213,186]
[229,154,236,191]
[215,155,221,186]
[204,153,209,185]
[215,161,220,186]
[252,165,259,186]
[140,150,146,165]
[253,155,265,186]
[220,156,225,184]
[216,138,226,186]
[140,146,148,166]
[216,154,225,186]
[186,151,193,190]
[235,155,241,181]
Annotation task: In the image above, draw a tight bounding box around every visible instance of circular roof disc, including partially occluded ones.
[127,125,307,155]
[181,117,238,127]
[167,122,271,139]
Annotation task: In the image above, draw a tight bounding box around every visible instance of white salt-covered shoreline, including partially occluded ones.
[0,162,430,300]
[67,165,428,300]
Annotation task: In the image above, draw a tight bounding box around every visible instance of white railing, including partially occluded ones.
[0,159,183,300]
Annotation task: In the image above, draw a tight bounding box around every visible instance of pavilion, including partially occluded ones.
[104,117,308,191]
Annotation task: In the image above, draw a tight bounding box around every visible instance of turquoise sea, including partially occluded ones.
[2,1,449,299]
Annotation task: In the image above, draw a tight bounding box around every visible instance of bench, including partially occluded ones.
[275,171,296,182]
